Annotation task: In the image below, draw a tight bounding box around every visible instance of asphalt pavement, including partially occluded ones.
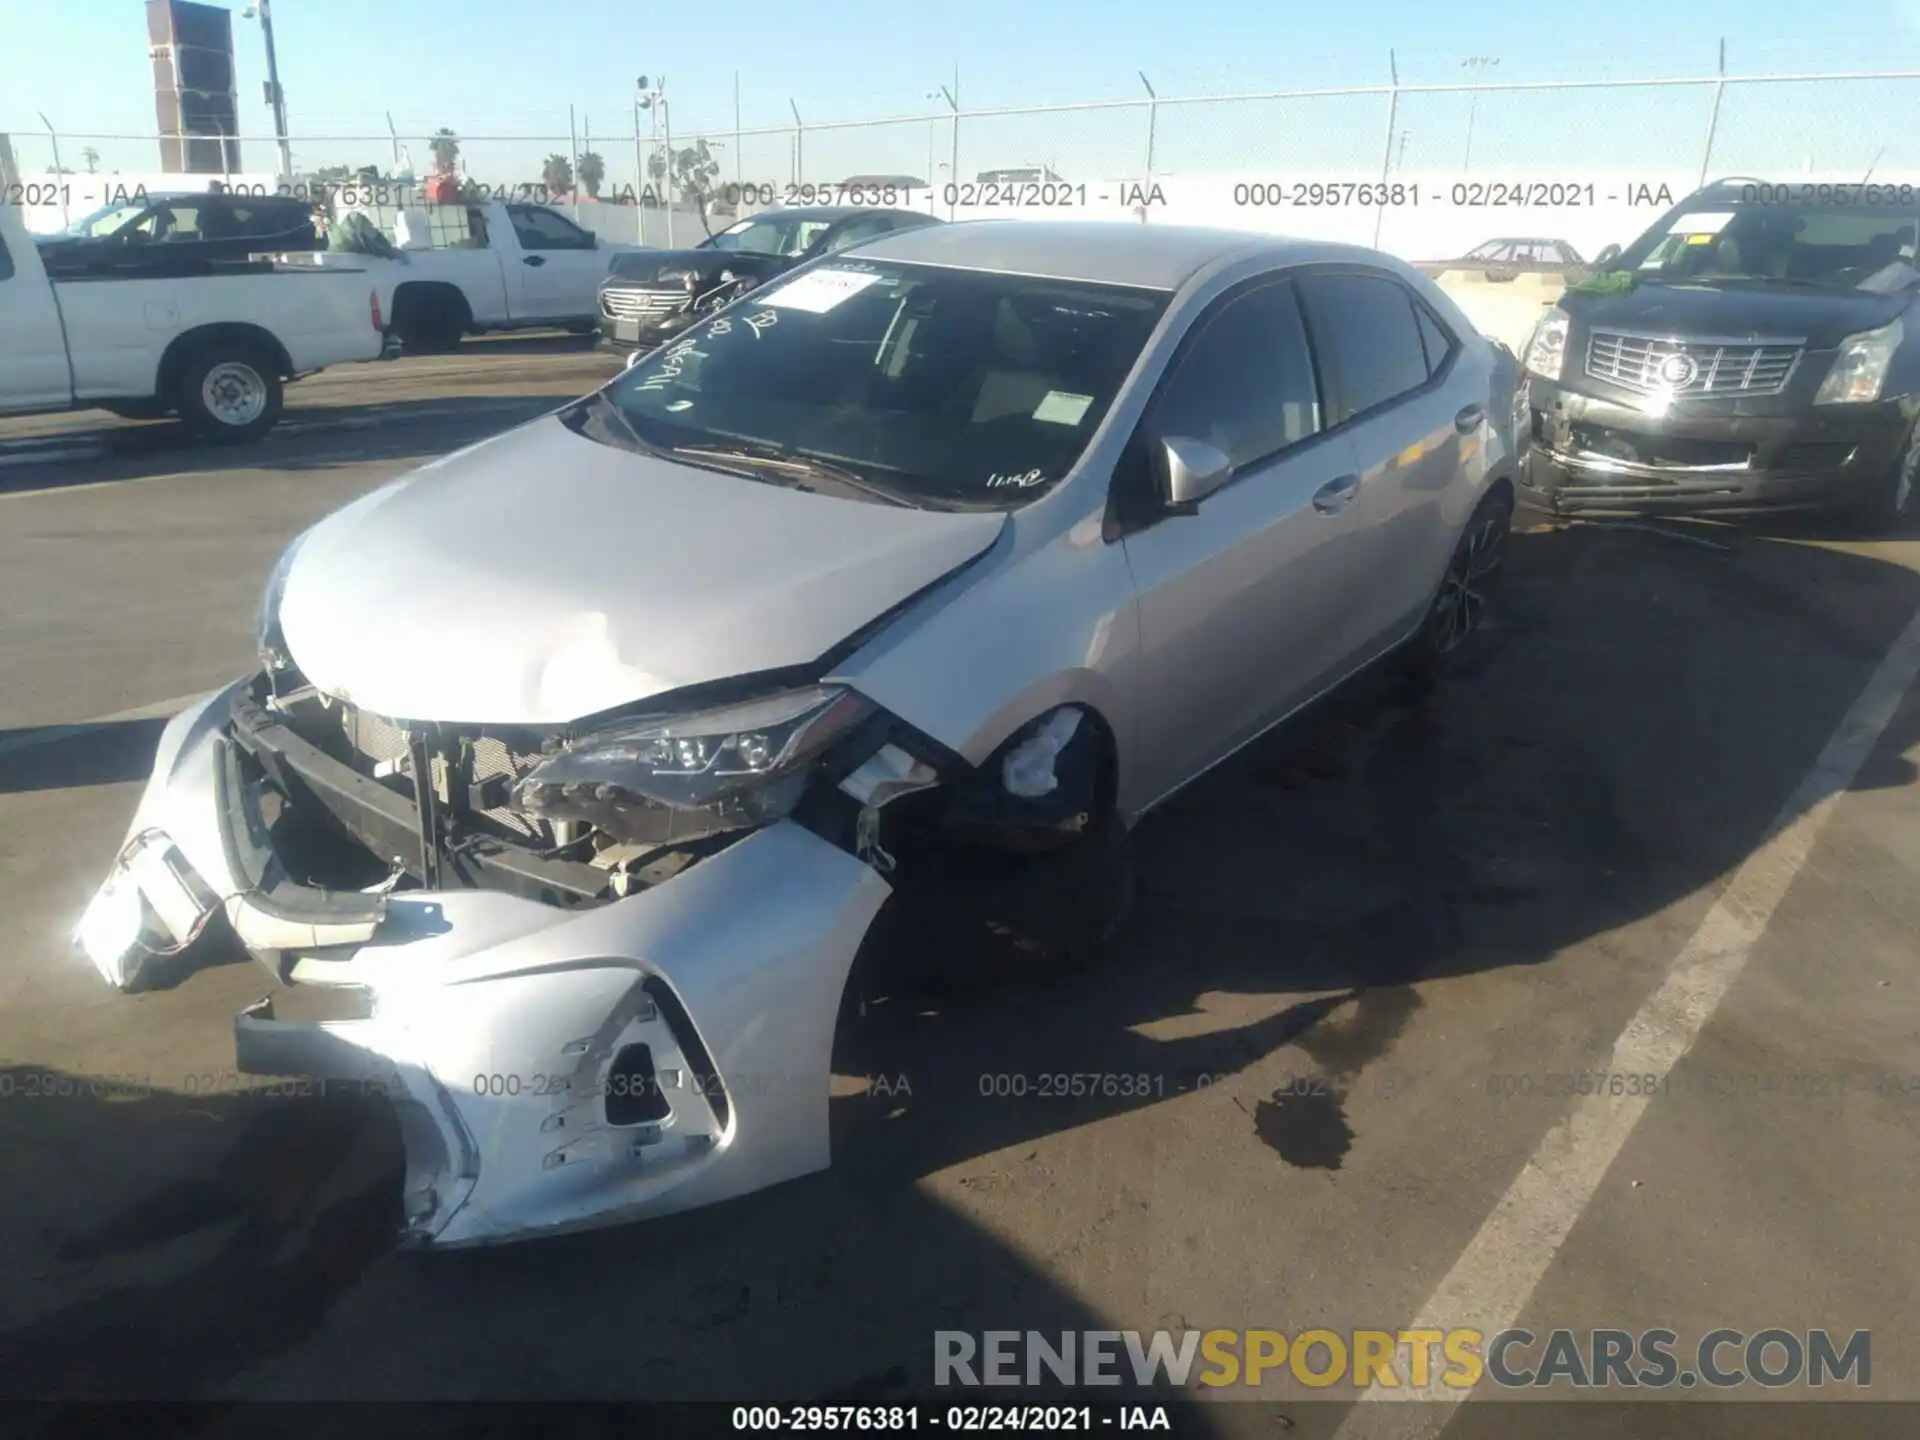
[1,338,1917,1434]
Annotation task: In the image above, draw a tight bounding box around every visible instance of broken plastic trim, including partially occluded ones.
[1002,708,1084,798]
[940,706,1103,855]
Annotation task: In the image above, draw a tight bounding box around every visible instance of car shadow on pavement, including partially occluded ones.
[2,524,1916,1417]
[0,720,168,795]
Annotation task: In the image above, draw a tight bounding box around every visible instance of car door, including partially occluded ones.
[504,204,605,317]
[1117,274,1366,809]
[1294,268,1472,664]
[0,230,71,411]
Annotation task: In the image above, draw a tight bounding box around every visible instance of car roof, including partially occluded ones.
[743,206,932,223]
[847,220,1388,292]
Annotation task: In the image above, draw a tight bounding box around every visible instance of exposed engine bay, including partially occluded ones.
[241,648,1119,944]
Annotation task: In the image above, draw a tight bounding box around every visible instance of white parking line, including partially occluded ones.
[0,693,208,761]
[1333,602,1920,1439]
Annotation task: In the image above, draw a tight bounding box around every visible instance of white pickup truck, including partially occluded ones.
[0,202,385,442]
[285,199,641,352]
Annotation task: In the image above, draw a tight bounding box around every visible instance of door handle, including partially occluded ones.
[522,255,547,267]
[1455,404,1486,433]
[1312,474,1361,514]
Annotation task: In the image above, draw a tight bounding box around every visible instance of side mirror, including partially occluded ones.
[1594,243,1621,266]
[1159,436,1233,512]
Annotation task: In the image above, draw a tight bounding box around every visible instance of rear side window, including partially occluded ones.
[1152,278,1322,470]
[508,205,594,250]
[0,233,13,281]
[1415,303,1456,375]
[820,215,895,253]
[1295,271,1433,425]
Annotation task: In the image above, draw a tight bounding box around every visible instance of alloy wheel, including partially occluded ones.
[1896,426,1920,519]
[1430,505,1509,655]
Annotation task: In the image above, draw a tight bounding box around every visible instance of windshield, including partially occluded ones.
[1612,196,1920,288]
[702,215,834,256]
[59,202,149,238]
[599,259,1170,509]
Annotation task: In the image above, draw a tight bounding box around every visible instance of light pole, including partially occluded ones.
[637,76,671,245]
[1461,55,1498,173]
[927,82,958,219]
[241,3,293,180]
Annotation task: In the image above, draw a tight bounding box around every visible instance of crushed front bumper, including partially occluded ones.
[73,684,892,1247]
[1519,380,1910,516]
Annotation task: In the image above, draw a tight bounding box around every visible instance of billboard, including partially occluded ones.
[147,0,242,174]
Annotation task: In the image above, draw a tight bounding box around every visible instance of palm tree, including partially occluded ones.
[576,150,605,199]
[541,153,574,198]
[429,128,460,175]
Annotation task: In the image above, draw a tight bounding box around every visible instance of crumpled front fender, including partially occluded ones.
[82,692,894,1247]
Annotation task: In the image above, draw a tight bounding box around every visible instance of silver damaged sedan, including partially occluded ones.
[73,221,1523,1247]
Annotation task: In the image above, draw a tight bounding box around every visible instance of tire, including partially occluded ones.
[1407,486,1514,677]
[891,810,1137,989]
[392,289,468,353]
[174,343,283,444]
[1848,421,1920,537]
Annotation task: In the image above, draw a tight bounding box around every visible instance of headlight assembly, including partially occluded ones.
[1521,306,1571,381]
[1814,317,1903,405]
[511,685,872,846]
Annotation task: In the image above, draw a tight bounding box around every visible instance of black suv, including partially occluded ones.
[1519,179,1920,531]
[597,206,941,354]
[36,190,320,277]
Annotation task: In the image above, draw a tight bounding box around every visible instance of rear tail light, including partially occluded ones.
[370,290,383,331]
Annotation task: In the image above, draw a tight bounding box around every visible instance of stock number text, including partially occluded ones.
[1234,181,1419,208]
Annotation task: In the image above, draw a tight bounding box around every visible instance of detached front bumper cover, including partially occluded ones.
[72,683,892,1247]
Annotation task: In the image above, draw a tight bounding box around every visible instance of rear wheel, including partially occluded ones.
[1408,487,1513,675]
[391,288,469,353]
[175,344,283,443]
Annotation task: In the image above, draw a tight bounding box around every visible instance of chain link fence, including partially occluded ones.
[10,67,1920,251]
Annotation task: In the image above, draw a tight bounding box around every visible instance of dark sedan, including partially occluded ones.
[596,206,942,354]
[1518,180,1919,531]
[36,190,320,276]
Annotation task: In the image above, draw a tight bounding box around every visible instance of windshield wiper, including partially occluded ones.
[669,442,916,508]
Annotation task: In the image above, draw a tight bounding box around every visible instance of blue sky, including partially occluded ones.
[3,0,1918,183]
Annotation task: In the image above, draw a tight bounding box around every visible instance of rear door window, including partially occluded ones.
[1295,271,1434,425]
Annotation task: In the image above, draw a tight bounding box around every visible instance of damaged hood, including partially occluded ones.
[276,415,1005,725]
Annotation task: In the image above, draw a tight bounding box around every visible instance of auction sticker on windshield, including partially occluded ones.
[1033,391,1094,426]
[1667,211,1735,236]
[757,267,885,313]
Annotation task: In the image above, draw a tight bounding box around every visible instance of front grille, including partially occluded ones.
[1585,330,1803,398]
[602,286,693,322]
[330,704,549,841]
